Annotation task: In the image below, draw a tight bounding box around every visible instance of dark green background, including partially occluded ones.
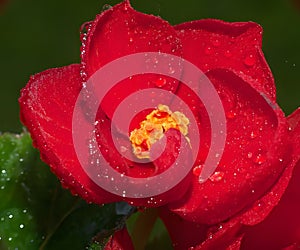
[0,0,299,133]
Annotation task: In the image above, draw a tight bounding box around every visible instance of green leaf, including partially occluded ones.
[145,218,173,250]
[0,133,133,249]
[126,210,173,250]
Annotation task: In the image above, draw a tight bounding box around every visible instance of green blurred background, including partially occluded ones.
[0,0,299,133]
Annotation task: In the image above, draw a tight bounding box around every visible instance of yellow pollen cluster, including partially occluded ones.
[129,104,190,159]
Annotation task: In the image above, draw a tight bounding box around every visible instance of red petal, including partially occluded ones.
[191,227,243,250]
[175,19,275,101]
[104,228,134,250]
[182,108,300,249]
[19,64,119,204]
[168,69,288,224]
[282,244,300,250]
[82,0,182,119]
[95,116,193,206]
[159,208,208,250]
[160,208,244,250]
[240,161,300,249]
[239,108,300,226]
[238,109,300,249]
[180,108,300,249]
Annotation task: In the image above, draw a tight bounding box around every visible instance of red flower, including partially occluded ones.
[104,228,134,250]
[19,0,300,248]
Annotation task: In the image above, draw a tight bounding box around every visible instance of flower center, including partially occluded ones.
[129,104,190,159]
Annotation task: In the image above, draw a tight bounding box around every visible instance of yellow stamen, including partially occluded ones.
[129,104,190,159]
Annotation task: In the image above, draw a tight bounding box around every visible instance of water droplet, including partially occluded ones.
[120,146,128,153]
[226,110,237,119]
[205,46,213,55]
[253,152,266,165]
[155,77,167,88]
[212,39,221,47]
[129,37,133,43]
[169,67,175,74]
[224,50,232,58]
[247,152,253,159]
[19,158,24,162]
[8,214,13,219]
[80,22,92,35]
[209,171,224,182]
[1,170,6,174]
[19,224,24,229]
[250,131,258,139]
[102,4,112,11]
[193,165,203,176]
[244,54,256,67]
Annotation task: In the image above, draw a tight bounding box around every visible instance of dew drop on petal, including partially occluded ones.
[205,46,213,55]
[155,77,167,88]
[224,50,232,58]
[80,22,92,35]
[169,67,175,74]
[193,165,203,176]
[250,131,258,139]
[247,152,253,159]
[244,54,256,67]
[209,171,225,182]
[226,110,237,119]
[212,39,221,47]
[120,146,128,153]
[253,152,266,165]
[102,4,112,11]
